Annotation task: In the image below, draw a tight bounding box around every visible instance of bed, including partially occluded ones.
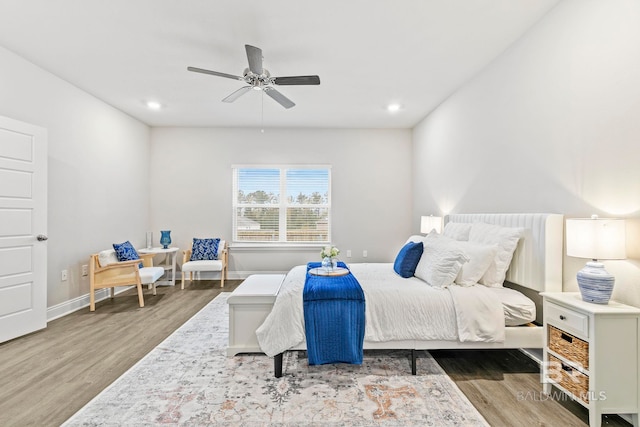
[255,213,564,377]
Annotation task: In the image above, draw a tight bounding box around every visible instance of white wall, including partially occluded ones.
[412,0,640,306]
[150,127,412,275]
[0,46,151,311]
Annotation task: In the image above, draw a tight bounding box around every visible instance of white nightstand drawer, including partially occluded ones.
[546,301,588,338]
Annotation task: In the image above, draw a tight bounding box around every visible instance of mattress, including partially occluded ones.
[256,263,535,356]
[488,286,536,326]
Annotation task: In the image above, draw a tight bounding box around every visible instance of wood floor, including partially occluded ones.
[0,280,631,427]
[0,279,242,427]
[431,349,630,426]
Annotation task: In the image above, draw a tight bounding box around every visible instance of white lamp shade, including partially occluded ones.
[566,218,626,260]
[421,216,442,234]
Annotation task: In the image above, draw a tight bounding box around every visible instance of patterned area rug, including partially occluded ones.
[63,293,488,426]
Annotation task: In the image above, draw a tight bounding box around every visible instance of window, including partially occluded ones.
[232,166,331,244]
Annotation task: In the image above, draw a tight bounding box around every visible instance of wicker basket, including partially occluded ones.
[548,325,589,370]
[548,354,589,403]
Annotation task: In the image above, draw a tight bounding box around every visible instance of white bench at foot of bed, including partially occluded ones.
[227,274,285,357]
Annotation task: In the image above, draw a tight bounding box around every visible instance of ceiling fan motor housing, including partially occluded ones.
[243,67,273,89]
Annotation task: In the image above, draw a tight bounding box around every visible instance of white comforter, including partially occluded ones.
[255,263,505,357]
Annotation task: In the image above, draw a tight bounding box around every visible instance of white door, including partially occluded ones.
[0,116,47,343]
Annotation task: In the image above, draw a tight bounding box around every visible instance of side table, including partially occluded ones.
[541,292,640,427]
[138,247,179,286]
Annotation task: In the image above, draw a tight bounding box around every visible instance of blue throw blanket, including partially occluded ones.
[303,262,365,365]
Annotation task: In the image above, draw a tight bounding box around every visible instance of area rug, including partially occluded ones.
[63,293,488,426]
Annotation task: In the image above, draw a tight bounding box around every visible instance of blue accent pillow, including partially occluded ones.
[190,238,220,261]
[113,241,143,268]
[393,241,424,278]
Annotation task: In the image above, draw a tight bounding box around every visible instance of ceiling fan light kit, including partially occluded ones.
[188,44,320,109]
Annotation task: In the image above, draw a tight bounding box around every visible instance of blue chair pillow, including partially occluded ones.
[393,241,424,278]
[113,241,143,268]
[190,238,220,261]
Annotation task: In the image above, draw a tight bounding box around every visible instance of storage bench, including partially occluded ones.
[227,274,284,356]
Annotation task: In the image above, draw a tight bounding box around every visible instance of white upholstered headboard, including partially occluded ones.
[444,213,563,293]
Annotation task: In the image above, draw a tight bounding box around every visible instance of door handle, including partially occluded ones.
[37,234,48,241]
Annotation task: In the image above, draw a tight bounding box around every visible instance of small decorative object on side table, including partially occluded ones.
[160,230,172,249]
[541,292,640,427]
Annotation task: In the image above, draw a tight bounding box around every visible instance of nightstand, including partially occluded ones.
[541,292,640,427]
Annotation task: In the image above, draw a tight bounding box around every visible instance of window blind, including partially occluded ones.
[233,166,331,243]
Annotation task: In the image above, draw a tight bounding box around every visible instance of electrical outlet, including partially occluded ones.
[346,250,352,258]
[81,264,88,276]
[363,250,368,258]
[61,269,68,281]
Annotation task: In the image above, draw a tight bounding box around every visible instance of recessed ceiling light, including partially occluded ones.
[146,101,162,110]
[387,103,401,113]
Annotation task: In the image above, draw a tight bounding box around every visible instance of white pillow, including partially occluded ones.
[98,249,119,267]
[468,222,523,287]
[217,240,226,257]
[453,241,499,286]
[442,222,472,241]
[414,231,469,288]
[405,235,425,244]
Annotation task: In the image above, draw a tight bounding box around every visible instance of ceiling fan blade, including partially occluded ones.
[245,45,263,75]
[222,86,253,103]
[273,75,321,85]
[264,87,295,109]
[187,66,244,81]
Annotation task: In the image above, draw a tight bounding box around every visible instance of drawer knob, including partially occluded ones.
[559,315,566,320]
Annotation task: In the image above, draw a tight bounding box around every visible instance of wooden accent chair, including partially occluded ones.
[181,239,228,288]
[89,250,164,311]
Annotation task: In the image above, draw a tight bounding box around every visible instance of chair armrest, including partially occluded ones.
[139,253,154,267]
[90,255,142,289]
[95,258,141,273]
[183,249,192,264]
[219,247,228,265]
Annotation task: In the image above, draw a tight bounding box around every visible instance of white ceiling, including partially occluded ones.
[0,0,559,129]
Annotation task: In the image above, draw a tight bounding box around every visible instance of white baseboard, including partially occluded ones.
[47,286,134,321]
[230,270,289,279]
[189,270,288,281]
[47,270,287,321]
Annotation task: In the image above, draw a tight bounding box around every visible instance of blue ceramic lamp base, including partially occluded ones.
[577,261,615,304]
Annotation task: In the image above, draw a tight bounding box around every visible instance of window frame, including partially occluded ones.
[232,164,332,247]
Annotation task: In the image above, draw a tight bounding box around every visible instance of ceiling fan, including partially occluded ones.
[188,44,320,109]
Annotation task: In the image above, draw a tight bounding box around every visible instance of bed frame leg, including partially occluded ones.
[411,349,417,375]
[274,353,283,378]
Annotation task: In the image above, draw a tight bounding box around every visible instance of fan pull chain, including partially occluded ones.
[261,90,265,133]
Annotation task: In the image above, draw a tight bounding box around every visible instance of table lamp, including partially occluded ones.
[421,215,442,234]
[566,215,626,304]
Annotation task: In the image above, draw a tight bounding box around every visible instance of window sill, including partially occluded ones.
[230,243,327,251]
